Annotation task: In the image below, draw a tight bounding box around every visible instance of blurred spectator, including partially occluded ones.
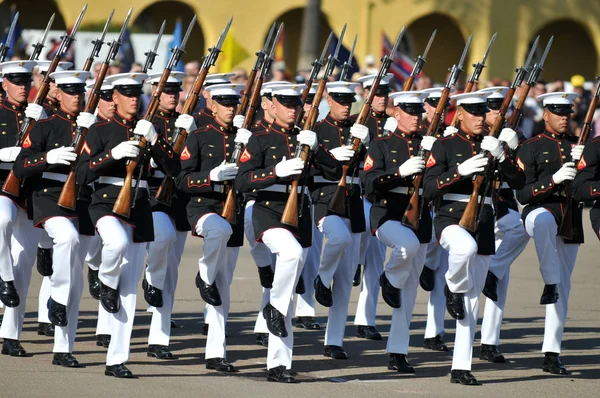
[363,55,378,75]
[351,84,364,114]
[547,79,564,93]
[416,75,432,91]
[92,62,102,80]
[129,62,143,73]
[185,60,200,77]
[490,77,511,87]
[571,74,591,126]
[524,80,546,137]
[231,67,248,84]
[272,62,291,82]
[108,61,122,76]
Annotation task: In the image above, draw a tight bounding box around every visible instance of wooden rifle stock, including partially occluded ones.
[112,143,144,218]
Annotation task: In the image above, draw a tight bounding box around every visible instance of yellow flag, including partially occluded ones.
[219,27,250,71]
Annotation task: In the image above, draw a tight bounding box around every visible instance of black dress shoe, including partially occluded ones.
[255,333,269,346]
[1,339,27,357]
[540,284,559,305]
[206,357,237,372]
[36,247,53,276]
[324,345,348,359]
[142,276,164,308]
[542,352,569,375]
[444,285,465,320]
[170,319,178,329]
[263,302,287,338]
[419,266,435,292]
[100,282,120,313]
[0,279,20,308]
[105,363,135,378]
[314,275,333,307]
[87,268,101,300]
[37,322,55,337]
[202,323,209,335]
[353,264,362,287]
[423,334,449,352]
[388,353,415,374]
[96,334,111,348]
[267,365,296,383]
[295,275,305,294]
[47,297,68,327]
[195,272,222,306]
[480,344,506,363]
[380,272,401,308]
[295,316,321,330]
[356,325,382,340]
[258,266,274,289]
[52,353,81,368]
[147,345,177,359]
[482,271,499,302]
[450,369,480,385]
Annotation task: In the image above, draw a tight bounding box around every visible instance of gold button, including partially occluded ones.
[534,189,538,192]
[560,148,564,152]
[446,178,450,181]
[226,144,230,147]
[55,143,59,147]
[541,185,545,189]
[197,180,201,183]
[562,156,566,159]
[19,120,22,124]
[92,162,96,165]
[220,127,224,131]
[18,113,22,117]
[197,198,201,202]
[129,128,132,132]
[449,208,453,212]
[167,128,171,132]
[1,132,5,135]
[43,189,47,192]
[383,200,387,204]
[273,155,276,159]
[266,201,270,206]
[226,152,230,156]
[454,174,457,177]
[223,181,228,185]
[204,179,207,182]
[103,194,107,198]
[320,192,324,196]
[261,173,265,177]
[98,158,102,161]
[289,144,293,147]
[209,153,212,157]
[67,115,71,119]
[34,159,37,162]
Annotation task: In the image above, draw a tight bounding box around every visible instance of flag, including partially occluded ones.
[5,7,24,59]
[46,29,75,63]
[115,28,135,72]
[382,32,418,88]
[167,20,184,72]
[329,33,360,80]
[219,26,250,71]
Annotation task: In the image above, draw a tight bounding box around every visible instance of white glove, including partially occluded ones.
[329,146,354,162]
[233,115,245,129]
[398,156,426,177]
[150,158,158,169]
[209,161,238,182]
[175,114,197,133]
[552,162,577,184]
[350,123,369,144]
[25,103,46,122]
[420,136,437,152]
[481,136,505,162]
[0,146,21,162]
[498,128,519,150]
[133,120,158,145]
[383,117,398,132]
[444,126,458,137]
[457,153,489,177]
[76,112,96,129]
[275,156,304,177]
[571,145,584,161]
[298,129,318,151]
[46,146,77,166]
[234,128,252,145]
[111,140,140,160]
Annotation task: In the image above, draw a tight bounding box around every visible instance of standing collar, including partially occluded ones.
[457,128,483,142]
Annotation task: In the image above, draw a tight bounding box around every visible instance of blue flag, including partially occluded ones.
[329,33,360,80]
[167,20,185,72]
[115,28,135,72]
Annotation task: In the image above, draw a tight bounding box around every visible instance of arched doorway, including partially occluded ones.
[533,19,596,81]
[405,13,466,85]
[133,1,204,65]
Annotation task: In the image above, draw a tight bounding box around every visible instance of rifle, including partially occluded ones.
[29,14,55,63]
[82,9,114,72]
[221,23,283,224]
[338,34,357,82]
[400,35,472,230]
[559,77,600,239]
[112,16,197,218]
[2,5,86,197]
[403,29,436,92]
[450,33,497,127]
[294,31,333,127]
[153,17,232,207]
[280,24,346,227]
[459,37,550,233]
[0,11,19,63]
[57,9,133,210]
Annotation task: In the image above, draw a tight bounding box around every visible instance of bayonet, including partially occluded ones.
[526,36,553,86]
[263,23,276,54]
[480,32,497,66]
[339,34,357,81]
[143,20,166,73]
[458,34,472,71]
[268,23,284,62]
[5,11,19,48]
[389,26,405,59]
[180,14,197,50]
[538,36,553,68]
[320,32,333,65]
[422,29,436,61]
[70,3,87,38]
[523,35,539,72]
[30,14,55,61]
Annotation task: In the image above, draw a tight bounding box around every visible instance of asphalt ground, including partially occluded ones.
[0,210,599,397]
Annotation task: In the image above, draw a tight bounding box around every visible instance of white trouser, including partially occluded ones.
[53,235,94,353]
[440,224,490,370]
[317,215,353,287]
[195,213,233,285]
[0,196,18,281]
[524,208,578,353]
[205,247,239,359]
[387,244,426,354]
[376,220,421,289]
[294,222,321,318]
[481,209,530,346]
[43,217,81,306]
[97,218,145,366]
[37,277,52,323]
[0,206,41,340]
[244,200,273,268]
[354,197,386,326]
[86,234,103,272]
[424,247,449,339]
[148,226,188,347]
[146,211,177,290]
[323,220,360,347]
[261,228,308,370]
[96,216,131,290]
